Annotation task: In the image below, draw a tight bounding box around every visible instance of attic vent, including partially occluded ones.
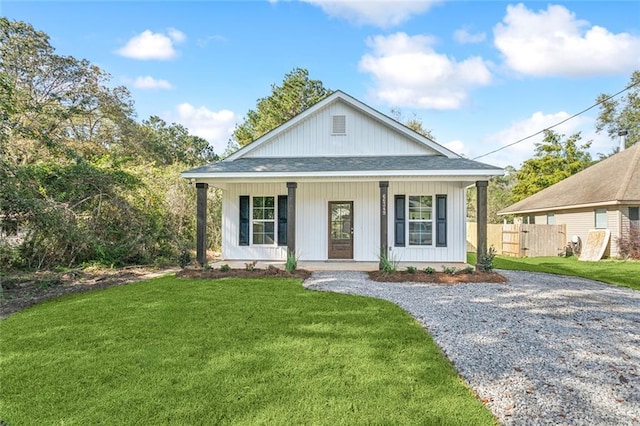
[332,115,346,135]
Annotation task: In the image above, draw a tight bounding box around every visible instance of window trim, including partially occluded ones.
[252,196,276,245]
[594,208,607,229]
[629,206,639,226]
[407,195,433,246]
[546,213,555,225]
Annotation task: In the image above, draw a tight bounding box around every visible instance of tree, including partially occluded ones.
[138,116,217,166]
[0,18,216,269]
[467,166,517,224]
[230,68,332,149]
[595,70,640,152]
[511,130,592,202]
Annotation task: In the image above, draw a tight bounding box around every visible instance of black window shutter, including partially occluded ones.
[239,196,250,246]
[277,195,288,246]
[394,195,405,247]
[436,194,447,247]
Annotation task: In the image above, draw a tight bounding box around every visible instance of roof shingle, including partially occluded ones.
[500,143,640,214]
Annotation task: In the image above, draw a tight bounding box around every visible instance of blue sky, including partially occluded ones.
[3,1,639,167]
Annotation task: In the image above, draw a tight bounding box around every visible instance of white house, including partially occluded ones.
[182,91,502,267]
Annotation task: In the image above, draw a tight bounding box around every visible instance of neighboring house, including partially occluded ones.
[182,91,502,265]
[499,143,640,257]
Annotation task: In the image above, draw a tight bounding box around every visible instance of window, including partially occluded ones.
[408,195,432,245]
[595,208,607,229]
[253,196,275,244]
[546,213,555,225]
[630,207,639,226]
[332,115,346,134]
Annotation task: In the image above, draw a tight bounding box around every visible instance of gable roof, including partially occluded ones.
[500,143,640,215]
[225,90,460,161]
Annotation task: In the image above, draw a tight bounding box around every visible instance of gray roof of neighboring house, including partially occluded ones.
[500,143,640,215]
[183,155,502,175]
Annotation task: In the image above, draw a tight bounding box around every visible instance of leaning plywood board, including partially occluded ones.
[579,229,610,261]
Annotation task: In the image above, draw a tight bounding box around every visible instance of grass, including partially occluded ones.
[467,253,640,291]
[0,276,495,425]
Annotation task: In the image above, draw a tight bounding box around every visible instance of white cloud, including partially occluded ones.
[302,0,440,28]
[171,103,239,155]
[133,76,173,90]
[453,28,486,44]
[116,29,186,60]
[358,32,492,109]
[479,111,590,168]
[443,139,470,157]
[494,3,640,76]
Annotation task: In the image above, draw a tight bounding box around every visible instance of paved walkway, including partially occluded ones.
[304,270,640,425]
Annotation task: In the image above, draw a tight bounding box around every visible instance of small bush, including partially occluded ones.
[245,262,255,271]
[378,250,398,273]
[460,266,475,275]
[220,264,231,272]
[423,267,436,274]
[442,266,457,275]
[406,266,417,274]
[617,224,640,259]
[266,264,279,274]
[285,251,298,273]
[477,246,497,272]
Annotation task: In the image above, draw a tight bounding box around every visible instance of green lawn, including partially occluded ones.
[468,253,640,290]
[0,276,495,425]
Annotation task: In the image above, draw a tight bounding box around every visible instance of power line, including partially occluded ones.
[472,80,640,161]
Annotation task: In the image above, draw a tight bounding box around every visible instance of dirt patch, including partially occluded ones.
[0,266,178,319]
[176,267,312,281]
[369,270,507,284]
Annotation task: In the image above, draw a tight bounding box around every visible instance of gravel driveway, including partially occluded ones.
[304,270,640,425]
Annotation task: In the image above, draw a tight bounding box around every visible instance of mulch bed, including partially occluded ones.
[369,270,507,284]
[176,267,312,280]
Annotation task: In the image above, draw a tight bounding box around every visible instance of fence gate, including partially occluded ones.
[501,224,566,257]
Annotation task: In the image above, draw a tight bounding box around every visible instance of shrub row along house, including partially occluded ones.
[182,91,503,267]
[499,142,640,258]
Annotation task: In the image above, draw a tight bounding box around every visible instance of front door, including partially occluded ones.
[328,201,353,259]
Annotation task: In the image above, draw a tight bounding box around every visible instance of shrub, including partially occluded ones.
[378,250,398,273]
[477,246,497,272]
[442,266,457,275]
[220,264,231,272]
[266,264,279,274]
[617,224,640,260]
[285,251,298,273]
[406,266,417,274]
[245,262,255,271]
[423,267,436,274]
[460,266,475,274]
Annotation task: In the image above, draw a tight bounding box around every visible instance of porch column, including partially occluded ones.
[287,182,297,255]
[379,181,389,269]
[476,180,488,270]
[196,182,208,266]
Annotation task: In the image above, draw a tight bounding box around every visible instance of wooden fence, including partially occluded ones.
[467,223,503,254]
[467,223,567,257]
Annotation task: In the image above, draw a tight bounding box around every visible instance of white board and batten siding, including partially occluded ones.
[222,181,467,262]
[242,101,439,158]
